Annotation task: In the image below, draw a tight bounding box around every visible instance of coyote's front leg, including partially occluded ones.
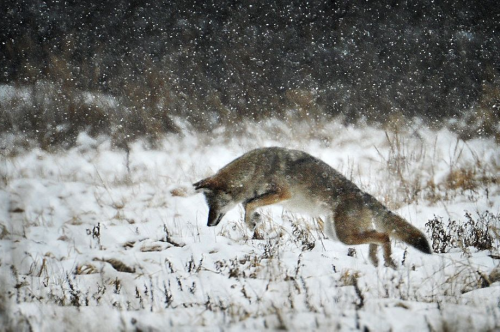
[243,188,291,239]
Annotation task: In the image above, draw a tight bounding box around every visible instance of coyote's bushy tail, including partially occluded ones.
[366,194,432,254]
[379,212,432,254]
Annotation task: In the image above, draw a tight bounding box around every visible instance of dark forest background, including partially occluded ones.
[1,0,499,148]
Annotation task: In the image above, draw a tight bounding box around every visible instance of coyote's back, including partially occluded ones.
[192,147,431,268]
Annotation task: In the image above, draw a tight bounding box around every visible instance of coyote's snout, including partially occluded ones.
[193,147,431,268]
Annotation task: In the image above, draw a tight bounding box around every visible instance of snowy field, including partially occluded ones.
[1,119,500,331]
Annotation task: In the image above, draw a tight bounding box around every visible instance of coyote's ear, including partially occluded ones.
[193,177,220,191]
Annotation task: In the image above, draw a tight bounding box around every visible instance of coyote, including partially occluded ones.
[192,147,431,267]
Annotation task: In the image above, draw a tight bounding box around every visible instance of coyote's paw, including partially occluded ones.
[247,212,265,239]
[252,229,265,240]
[369,255,379,267]
[245,212,262,230]
[384,259,397,270]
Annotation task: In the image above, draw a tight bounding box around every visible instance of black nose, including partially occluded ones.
[207,209,224,226]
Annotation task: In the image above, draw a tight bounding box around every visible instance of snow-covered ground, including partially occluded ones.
[1,120,499,331]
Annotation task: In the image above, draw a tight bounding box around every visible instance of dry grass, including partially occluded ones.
[1,104,499,330]
[425,211,499,255]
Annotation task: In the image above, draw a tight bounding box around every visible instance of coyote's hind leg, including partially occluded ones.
[337,228,397,269]
[335,200,397,268]
[368,243,396,268]
[369,244,379,266]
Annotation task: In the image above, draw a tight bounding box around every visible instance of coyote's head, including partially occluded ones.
[194,177,234,227]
